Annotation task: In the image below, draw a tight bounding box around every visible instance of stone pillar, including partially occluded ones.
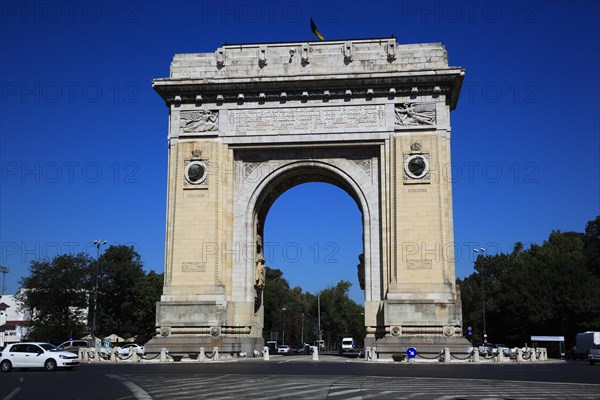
[160,347,168,363]
[79,348,87,362]
[472,349,480,362]
[213,347,219,361]
[263,347,270,361]
[199,347,205,362]
[312,346,319,361]
[131,350,139,363]
[110,348,117,363]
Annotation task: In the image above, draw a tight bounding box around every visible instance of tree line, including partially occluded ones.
[17,245,163,343]
[458,216,600,348]
[18,216,597,349]
[262,267,365,348]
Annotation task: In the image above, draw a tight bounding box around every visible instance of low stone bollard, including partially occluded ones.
[516,348,523,362]
[199,347,206,362]
[160,347,168,362]
[131,349,139,363]
[444,347,451,363]
[213,347,219,361]
[366,346,373,362]
[263,346,270,361]
[472,349,480,362]
[498,348,505,362]
[312,346,319,361]
[540,348,547,361]
[110,348,118,363]
[79,348,87,362]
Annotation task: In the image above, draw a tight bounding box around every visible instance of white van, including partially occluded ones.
[341,337,355,352]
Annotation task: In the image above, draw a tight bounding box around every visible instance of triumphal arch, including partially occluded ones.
[148,38,467,357]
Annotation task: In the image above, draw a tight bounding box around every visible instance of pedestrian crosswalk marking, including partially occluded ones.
[117,373,600,400]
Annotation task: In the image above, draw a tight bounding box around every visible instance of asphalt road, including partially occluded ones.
[1,357,598,400]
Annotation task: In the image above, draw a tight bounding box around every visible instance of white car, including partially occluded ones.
[588,344,600,365]
[277,345,290,354]
[117,343,145,356]
[1,342,79,372]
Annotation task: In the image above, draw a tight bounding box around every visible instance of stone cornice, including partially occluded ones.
[153,68,465,110]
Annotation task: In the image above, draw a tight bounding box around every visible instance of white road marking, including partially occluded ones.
[2,387,21,400]
[107,373,153,400]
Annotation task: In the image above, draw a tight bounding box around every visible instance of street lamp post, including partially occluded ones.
[301,312,304,344]
[281,307,287,345]
[474,247,487,343]
[317,294,322,346]
[92,239,107,341]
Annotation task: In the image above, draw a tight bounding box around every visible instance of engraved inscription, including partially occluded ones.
[229,105,385,133]
[182,262,206,272]
[407,260,433,270]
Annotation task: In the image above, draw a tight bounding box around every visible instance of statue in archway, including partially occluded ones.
[254,233,266,291]
[357,253,365,290]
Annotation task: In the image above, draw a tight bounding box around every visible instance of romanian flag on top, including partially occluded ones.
[310,18,325,41]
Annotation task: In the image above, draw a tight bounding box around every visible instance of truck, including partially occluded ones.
[572,331,600,360]
[341,337,356,352]
[266,341,278,355]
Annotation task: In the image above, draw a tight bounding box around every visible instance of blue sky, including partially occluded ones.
[1,1,598,304]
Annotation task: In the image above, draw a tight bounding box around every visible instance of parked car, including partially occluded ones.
[296,343,310,354]
[1,342,79,372]
[573,332,600,360]
[588,344,600,365]
[117,343,145,356]
[277,345,290,354]
[57,339,93,353]
[57,339,111,356]
[493,344,513,357]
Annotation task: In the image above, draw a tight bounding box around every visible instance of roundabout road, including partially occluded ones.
[1,357,598,400]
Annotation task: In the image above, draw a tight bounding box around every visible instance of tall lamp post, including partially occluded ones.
[281,307,287,345]
[92,239,107,341]
[473,247,487,343]
[301,312,304,344]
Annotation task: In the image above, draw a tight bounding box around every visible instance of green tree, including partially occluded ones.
[460,217,600,347]
[96,245,146,339]
[262,268,307,344]
[17,253,93,342]
[584,216,600,279]
[315,281,365,349]
[131,270,164,339]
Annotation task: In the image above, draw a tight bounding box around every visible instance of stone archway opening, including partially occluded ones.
[259,181,364,346]
[262,182,364,301]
